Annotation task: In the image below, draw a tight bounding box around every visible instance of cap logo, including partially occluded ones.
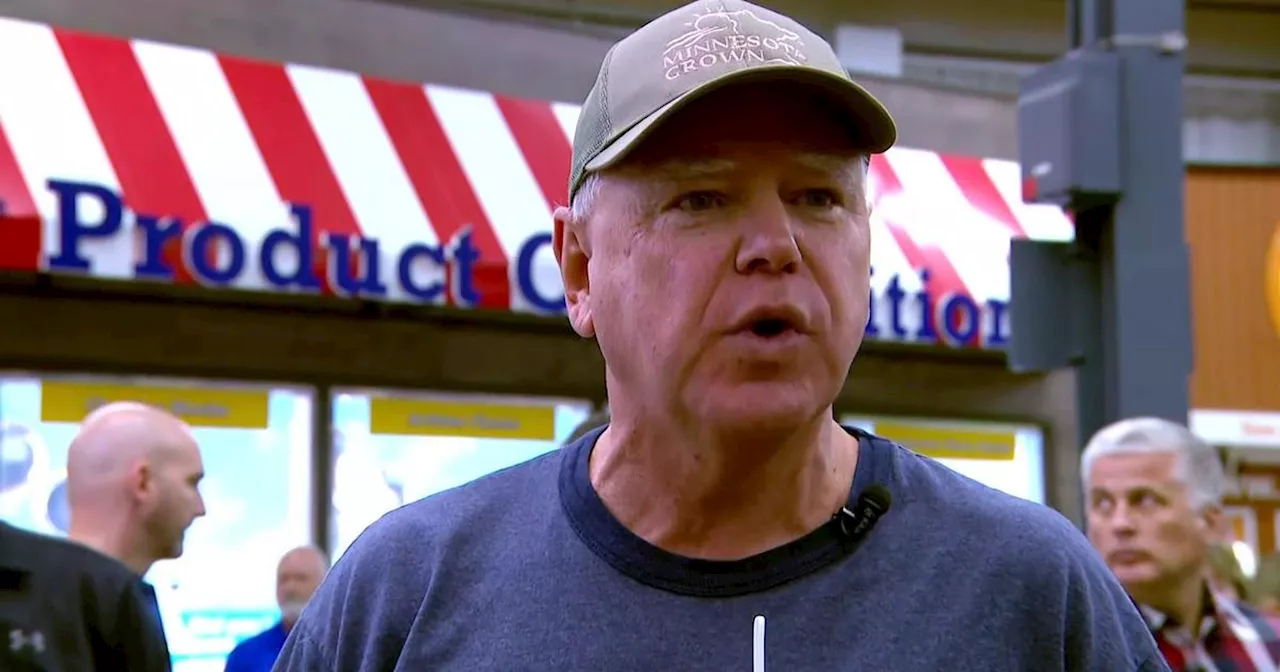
[661,8,807,82]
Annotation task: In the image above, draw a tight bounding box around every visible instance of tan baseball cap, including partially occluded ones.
[567,0,897,202]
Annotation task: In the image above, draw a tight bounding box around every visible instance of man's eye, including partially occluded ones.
[1136,492,1161,507]
[799,189,839,208]
[676,191,724,212]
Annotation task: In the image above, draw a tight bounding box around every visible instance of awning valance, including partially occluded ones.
[0,17,1073,348]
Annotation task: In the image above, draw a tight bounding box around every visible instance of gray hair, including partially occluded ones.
[568,154,871,223]
[1080,416,1225,510]
[570,171,604,224]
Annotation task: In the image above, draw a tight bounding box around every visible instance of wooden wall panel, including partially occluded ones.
[1187,166,1280,412]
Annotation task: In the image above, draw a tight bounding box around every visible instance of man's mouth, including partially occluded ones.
[748,317,797,338]
[1108,549,1151,565]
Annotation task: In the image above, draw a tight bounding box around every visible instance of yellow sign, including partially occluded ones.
[370,396,557,440]
[875,421,1017,461]
[1266,221,1280,341]
[40,380,270,429]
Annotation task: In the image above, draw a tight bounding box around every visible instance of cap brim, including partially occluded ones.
[584,66,896,174]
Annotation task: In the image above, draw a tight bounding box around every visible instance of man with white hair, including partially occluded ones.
[1083,416,1280,670]
[275,1,1163,669]
[224,546,329,672]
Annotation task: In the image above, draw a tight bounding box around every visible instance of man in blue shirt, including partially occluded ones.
[273,1,1171,669]
[225,546,328,672]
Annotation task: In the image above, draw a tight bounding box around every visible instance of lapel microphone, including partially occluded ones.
[833,484,892,542]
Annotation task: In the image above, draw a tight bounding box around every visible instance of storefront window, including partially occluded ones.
[330,390,591,561]
[0,374,313,672]
[1223,464,1280,560]
[840,414,1047,504]
[1222,506,1260,577]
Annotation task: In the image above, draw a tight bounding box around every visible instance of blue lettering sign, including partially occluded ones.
[886,273,909,339]
[398,243,446,302]
[134,214,181,280]
[324,233,387,298]
[938,292,979,346]
[516,232,563,313]
[47,179,124,272]
[866,266,1010,348]
[449,228,481,308]
[184,222,246,286]
[260,204,322,292]
[41,180,1011,348]
[914,270,937,342]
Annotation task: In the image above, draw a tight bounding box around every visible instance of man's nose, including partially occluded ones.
[735,196,801,275]
[1108,504,1138,535]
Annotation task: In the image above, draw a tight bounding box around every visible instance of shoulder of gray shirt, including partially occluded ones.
[282,434,1164,671]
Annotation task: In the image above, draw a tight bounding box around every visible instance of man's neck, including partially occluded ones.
[588,414,859,561]
[68,523,154,576]
[1140,575,1211,638]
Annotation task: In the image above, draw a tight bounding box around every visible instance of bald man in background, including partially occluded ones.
[0,402,204,671]
[66,402,207,661]
[66,402,207,575]
[224,546,329,672]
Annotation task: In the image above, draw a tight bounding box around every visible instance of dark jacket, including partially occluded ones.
[0,521,172,671]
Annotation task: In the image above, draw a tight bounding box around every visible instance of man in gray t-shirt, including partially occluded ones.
[274,1,1169,669]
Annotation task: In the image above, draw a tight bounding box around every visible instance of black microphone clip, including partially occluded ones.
[834,484,892,542]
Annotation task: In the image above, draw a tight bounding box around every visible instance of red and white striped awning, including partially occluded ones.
[0,17,1072,346]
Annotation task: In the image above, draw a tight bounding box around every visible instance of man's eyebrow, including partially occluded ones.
[792,152,864,179]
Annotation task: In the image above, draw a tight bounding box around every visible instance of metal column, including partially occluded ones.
[1010,0,1192,449]
[311,385,334,556]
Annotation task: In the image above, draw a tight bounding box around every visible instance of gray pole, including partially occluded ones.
[1009,0,1192,455]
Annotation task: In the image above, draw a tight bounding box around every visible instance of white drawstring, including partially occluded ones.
[753,615,766,672]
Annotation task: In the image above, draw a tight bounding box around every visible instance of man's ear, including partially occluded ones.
[129,460,155,504]
[553,206,595,338]
[1200,504,1227,542]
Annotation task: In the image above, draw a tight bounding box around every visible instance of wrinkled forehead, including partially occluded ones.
[1088,451,1185,491]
